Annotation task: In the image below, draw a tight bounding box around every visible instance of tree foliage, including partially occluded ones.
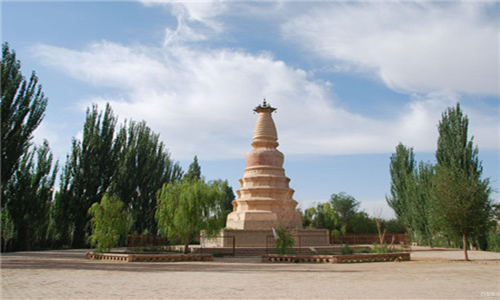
[386,143,415,225]
[4,141,58,250]
[155,179,227,253]
[184,155,201,182]
[407,162,434,245]
[53,104,183,247]
[1,43,48,191]
[110,120,183,234]
[432,103,492,260]
[303,202,339,232]
[304,193,405,236]
[384,103,493,259]
[330,192,360,233]
[386,143,434,244]
[53,104,119,248]
[88,194,128,252]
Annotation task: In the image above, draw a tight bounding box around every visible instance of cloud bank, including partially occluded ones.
[282,2,499,95]
[33,1,499,161]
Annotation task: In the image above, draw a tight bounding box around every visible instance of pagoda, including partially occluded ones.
[203,100,328,248]
[226,100,302,229]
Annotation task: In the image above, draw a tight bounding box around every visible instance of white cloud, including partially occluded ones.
[140,0,227,44]
[282,2,499,95]
[34,41,498,161]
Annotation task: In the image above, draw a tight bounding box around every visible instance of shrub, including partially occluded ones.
[341,244,354,255]
[88,194,128,252]
[373,243,392,254]
[275,226,295,254]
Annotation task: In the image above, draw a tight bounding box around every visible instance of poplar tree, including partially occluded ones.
[4,141,58,250]
[1,43,47,197]
[53,104,119,248]
[184,155,201,182]
[407,162,434,245]
[110,120,183,234]
[1,43,58,251]
[433,103,492,260]
[386,143,415,227]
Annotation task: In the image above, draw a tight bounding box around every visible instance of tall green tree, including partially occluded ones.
[110,120,183,234]
[330,192,360,233]
[433,103,492,260]
[407,162,434,245]
[4,141,58,250]
[156,179,227,253]
[184,155,201,182]
[49,157,74,247]
[53,104,119,248]
[386,143,415,228]
[212,179,235,226]
[1,43,47,197]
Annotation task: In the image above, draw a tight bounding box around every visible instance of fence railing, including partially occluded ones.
[127,234,168,248]
[265,234,332,254]
[330,233,410,245]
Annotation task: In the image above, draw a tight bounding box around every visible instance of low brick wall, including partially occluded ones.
[262,252,410,263]
[127,234,167,248]
[86,252,212,262]
[331,234,410,245]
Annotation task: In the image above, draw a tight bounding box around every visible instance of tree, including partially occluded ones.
[330,192,360,233]
[88,194,128,252]
[110,120,183,234]
[350,211,378,234]
[433,103,492,260]
[1,43,47,198]
[155,179,227,253]
[1,204,14,252]
[303,202,340,234]
[218,179,235,226]
[49,160,74,247]
[407,162,434,245]
[4,141,58,250]
[184,155,201,182]
[53,104,119,248]
[386,143,415,227]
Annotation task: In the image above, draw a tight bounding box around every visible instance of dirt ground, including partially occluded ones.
[1,248,499,299]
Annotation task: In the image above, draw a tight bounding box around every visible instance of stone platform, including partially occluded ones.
[202,228,329,248]
[261,252,411,263]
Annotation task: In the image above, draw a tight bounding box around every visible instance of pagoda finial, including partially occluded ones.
[254,98,276,113]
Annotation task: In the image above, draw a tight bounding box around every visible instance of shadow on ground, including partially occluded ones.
[1,250,363,273]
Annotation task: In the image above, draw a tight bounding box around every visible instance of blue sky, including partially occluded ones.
[3,1,499,218]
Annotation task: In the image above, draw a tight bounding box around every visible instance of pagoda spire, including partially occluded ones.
[254,98,276,113]
[252,99,278,148]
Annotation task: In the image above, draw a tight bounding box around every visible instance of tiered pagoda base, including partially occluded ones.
[202,228,329,248]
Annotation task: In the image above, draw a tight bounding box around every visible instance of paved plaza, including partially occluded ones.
[1,248,499,299]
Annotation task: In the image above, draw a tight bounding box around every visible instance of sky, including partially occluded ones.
[2,0,499,219]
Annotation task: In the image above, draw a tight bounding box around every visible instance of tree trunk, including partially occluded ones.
[463,233,469,261]
[184,241,189,254]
